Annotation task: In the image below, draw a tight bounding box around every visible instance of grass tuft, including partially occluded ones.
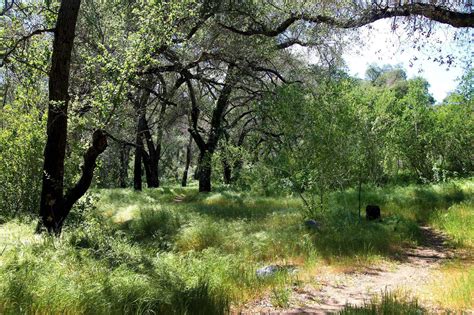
[340,290,424,314]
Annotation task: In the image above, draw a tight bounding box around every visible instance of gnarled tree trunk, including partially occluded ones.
[40,0,107,234]
[186,66,235,192]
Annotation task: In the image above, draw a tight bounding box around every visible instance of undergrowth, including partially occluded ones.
[0,178,472,314]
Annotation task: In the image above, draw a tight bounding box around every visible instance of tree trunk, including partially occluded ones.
[142,152,153,187]
[132,77,161,188]
[40,0,108,235]
[198,151,212,192]
[181,135,193,187]
[148,156,160,187]
[133,116,143,191]
[142,116,160,188]
[222,157,232,184]
[186,67,234,193]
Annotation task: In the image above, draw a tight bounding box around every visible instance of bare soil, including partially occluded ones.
[238,227,456,314]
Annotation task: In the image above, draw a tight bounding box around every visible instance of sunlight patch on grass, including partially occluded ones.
[426,262,474,311]
[111,205,140,223]
[430,201,473,248]
[0,221,40,254]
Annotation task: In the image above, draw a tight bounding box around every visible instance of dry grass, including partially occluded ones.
[425,261,474,311]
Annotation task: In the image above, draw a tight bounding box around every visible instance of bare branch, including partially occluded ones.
[219,3,474,39]
[0,0,14,16]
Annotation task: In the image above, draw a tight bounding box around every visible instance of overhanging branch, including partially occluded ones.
[220,3,473,39]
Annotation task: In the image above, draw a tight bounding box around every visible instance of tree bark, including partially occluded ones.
[198,151,212,192]
[132,81,164,188]
[144,102,167,188]
[133,84,161,190]
[220,3,474,38]
[63,130,107,213]
[40,0,107,234]
[133,113,143,191]
[222,156,232,184]
[181,134,193,187]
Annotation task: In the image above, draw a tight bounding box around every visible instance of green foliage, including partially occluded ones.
[254,66,473,216]
[0,104,45,217]
[257,77,360,213]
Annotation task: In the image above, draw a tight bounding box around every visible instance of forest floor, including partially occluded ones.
[240,227,472,314]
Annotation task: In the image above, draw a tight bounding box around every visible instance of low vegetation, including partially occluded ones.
[1,179,472,314]
[340,291,424,315]
[427,261,474,311]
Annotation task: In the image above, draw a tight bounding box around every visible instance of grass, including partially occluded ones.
[426,261,474,311]
[0,178,472,314]
[340,290,424,314]
[430,200,474,248]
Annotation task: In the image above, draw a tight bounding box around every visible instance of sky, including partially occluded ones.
[298,19,472,103]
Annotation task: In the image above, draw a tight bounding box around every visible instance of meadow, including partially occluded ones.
[0,179,472,314]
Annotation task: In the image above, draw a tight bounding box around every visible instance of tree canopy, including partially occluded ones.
[0,0,472,231]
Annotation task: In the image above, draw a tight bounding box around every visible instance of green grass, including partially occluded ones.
[340,291,424,314]
[0,178,472,314]
[430,200,474,248]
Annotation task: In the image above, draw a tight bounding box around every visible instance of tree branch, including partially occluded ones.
[0,28,55,67]
[219,3,473,39]
[0,0,14,16]
[63,129,108,214]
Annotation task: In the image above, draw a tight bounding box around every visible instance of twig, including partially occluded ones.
[0,28,55,67]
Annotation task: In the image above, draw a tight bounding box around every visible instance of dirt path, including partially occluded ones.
[239,227,453,314]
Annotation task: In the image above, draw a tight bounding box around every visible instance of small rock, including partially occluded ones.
[256,265,299,278]
[256,265,279,277]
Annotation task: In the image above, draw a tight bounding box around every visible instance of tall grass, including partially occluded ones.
[430,201,473,248]
[340,290,424,314]
[0,224,231,314]
[0,179,472,313]
[427,262,474,311]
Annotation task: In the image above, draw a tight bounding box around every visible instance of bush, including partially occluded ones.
[0,105,45,218]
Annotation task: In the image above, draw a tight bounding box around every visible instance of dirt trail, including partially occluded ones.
[240,227,453,314]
